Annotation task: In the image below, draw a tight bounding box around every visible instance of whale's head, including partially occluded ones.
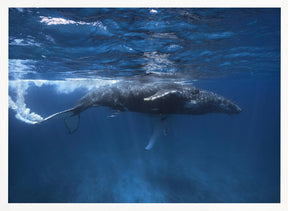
[183,88,242,115]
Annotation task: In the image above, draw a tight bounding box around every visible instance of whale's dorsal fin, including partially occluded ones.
[144,89,181,101]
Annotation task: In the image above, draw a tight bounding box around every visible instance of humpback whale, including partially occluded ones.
[37,78,241,149]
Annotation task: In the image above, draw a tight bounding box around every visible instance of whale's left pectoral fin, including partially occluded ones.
[145,117,169,150]
[144,90,180,101]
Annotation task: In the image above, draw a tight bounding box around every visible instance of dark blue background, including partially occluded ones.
[9,8,280,202]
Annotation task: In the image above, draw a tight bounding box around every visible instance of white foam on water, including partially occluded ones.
[9,82,43,124]
[39,16,107,30]
[150,9,158,14]
[53,78,119,94]
[9,38,41,47]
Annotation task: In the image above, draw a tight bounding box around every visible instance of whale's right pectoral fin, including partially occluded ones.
[145,117,169,150]
[145,131,158,150]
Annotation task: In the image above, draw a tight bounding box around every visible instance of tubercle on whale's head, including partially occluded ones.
[218,98,242,115]
[201,90,242,115]
[226,101,242,114]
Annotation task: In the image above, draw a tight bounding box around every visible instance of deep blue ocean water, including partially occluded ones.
[8,8,280,203]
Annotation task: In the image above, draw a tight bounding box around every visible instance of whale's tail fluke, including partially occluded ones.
[36,108,80,133]
[64,113,80,133]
